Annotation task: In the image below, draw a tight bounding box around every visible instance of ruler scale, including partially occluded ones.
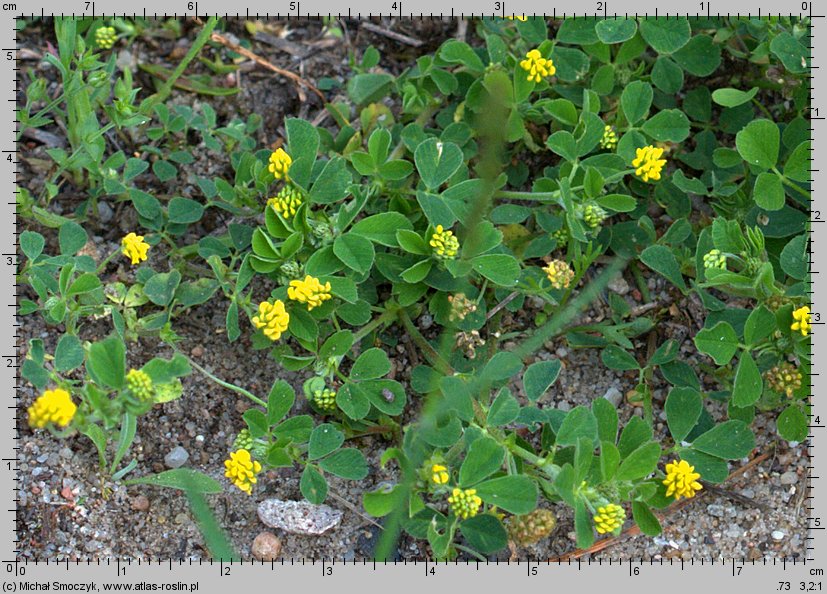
[6,2,823,591]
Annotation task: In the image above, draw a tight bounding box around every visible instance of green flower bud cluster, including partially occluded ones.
[703,249,726,270]
[505,509,557,546]
[551,225,569,250]
[765,362,803,398]
[233,428,254,451]
[582,203,607,229]
[126,369,154,402]
[95,26,117,49]
[312,388,337,412]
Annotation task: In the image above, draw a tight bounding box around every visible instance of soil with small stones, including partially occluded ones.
[15,17,808,561]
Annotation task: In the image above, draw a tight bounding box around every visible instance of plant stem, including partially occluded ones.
[178,349,266,407]
[143,17,220,111]
[397,308,454,375]
[352,305,400,343]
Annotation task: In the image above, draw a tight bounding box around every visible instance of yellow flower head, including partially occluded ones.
[224,449,262,495]
[126,369,154,402]
[662,459,702,500]
[288,275,332,311]
[447,487,482,519]
[519,49,556,84]
[121,232,150,265]
[268,148,292,181]
[28,388,77,429]
[593,503,626,534]
[600,125,618,150]
[252,299,290,341]
[792,305,811,336]
[632,145,667,182]
[506,15,528,21]
[431,464,450,485]
[268,185,303,219]
[430,225,460,261]
[95,26,117,49]
[543,259,575,290]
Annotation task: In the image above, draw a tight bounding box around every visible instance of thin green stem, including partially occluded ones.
[397,308,453,375]
[177,349,266,407]
[352,305,400,343]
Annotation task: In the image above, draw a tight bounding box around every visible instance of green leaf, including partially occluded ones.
[672,34,721,76]
[665,387,702,442]
[691,420,755,460]
[54,334,84,372]
[318,448,369,480]
[243,409,269,438]
[471,254,520,286]
[58,221,87,255]
[736,119,779,170]
[319,330,354,360]
[593,398,619,444]
[693,321,739,365]
[618,416,653,457]
[66,273,101,297]
[639,18,691,54]
[308,423,345,461]
[744,305,777,346]
[440,40,485,72]
[337,383,371,420]
[459,436,505,487]
[620,81,652,125]
[753,172,785,211]
[124,469,222,493]
[641,109,690,142]
[777,406,808,442]
[616,441,661,481]
[459,515,508,554]
[347,73,394,104]
[780,234,808,281]
[600,441,621,481]
[333,233,375,274]
[285,117,320,190]
[20,231,45,261]
[310,157,351,204]
[770,32,810,74]
[482,352,523,382]
[300,465,328,504]
[363,484,406,517]
[640,245,687,291]
[632,501,662,536]
[557,406,598,447]
[273,415,313,442]
[546,131,577,162]
[152,160,177,182]
[414,138,463,191]
[522,360,562,402]
[651,57,683,94]
[595,19,637,44]
[596,193,636,213]
[350,348,391,381]
[556,19,598,45]
[487,388,520,426]
[144,270,182,306]
[267,380,295,425]
[168,197,205,224]
[784,141,811,182]
[351,212,413,246]
[474,476,538,514]
[731,352,762,408]
[711,87,758,108]
[601,345,640,371]
[87,335,125,389]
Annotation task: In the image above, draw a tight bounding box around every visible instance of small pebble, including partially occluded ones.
[772,530,785,541]
[602,386,622,407]
[131,495,150,512]
[164,446,189,469]
[608,276,630,295]
[780,471,797,485]
[191,345,204,357]
[251,532,282,561]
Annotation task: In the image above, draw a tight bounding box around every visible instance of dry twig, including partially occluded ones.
[361,22,424,47]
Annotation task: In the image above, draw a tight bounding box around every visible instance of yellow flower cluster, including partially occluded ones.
[430,225,460,261]
[268,186,303,219]
[28,388,77,429]
[431,464,450,485]
[288,275,332,311]
[121,232,150,265]
[447,487,482,519]
[126,369,154,402]
[543,259,575,290]
[268,148,292,180]
[703,249,726,270]
[519,49,556,83]
[505,15,528,21]
[600,125,618,150]
[662,459,702,500]
[632,145,667,182]
[593,503,626,534]
[520,50,557,82]
[224,449,262,495]
[792,306,811,336]
[95,26,117,49]
[252,299,290,341]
